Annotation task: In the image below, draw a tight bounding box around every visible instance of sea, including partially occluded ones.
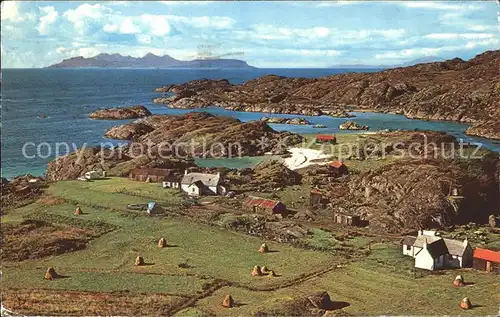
[2,68,499,179]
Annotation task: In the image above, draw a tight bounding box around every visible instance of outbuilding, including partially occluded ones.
[328,161,348,176]
[472,248,500,273]
[333,212,361,226]
[129,168,177,183]
[180,171,226,196]
[243,196,287,216]
[315,134,336,144]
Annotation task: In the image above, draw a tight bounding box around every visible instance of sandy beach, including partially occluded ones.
[283,147,332,170]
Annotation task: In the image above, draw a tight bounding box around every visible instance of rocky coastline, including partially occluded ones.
[260,117,311,125]
[152,50,500,140]
[88,105,152,120]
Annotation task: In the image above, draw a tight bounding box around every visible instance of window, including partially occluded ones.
[406,245,411,251]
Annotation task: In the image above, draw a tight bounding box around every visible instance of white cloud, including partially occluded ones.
[1,1,24,22]
[402,2,482,11]
[102,14,234,37]
[424,33,497,40]
[464,38,500,49]
[63,3,112,34]
[160,1,214,5]
[137,34,152,44]
[119,17,141,34]
[248,25,405,43]
[37,6,58,35]
[140,15,171,36]
[315,1,359,7]
[375,38,499,61]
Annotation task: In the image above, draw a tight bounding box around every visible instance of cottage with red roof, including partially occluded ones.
[315,134,336,144]
[243,196,287,216]
[473,248,500,273]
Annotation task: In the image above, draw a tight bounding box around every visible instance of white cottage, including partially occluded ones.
[401,230,473,271]
[180,171,227,196]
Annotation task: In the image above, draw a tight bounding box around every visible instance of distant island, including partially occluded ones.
[47,53,255,69]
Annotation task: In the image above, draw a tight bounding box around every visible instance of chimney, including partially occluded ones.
[418,230,423,237]
[422,238,427,249]
[184,169,188,175]
[463,237,468,247]
[217,172,221,178]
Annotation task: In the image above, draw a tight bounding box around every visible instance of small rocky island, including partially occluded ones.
[339,121,369,130]
[88,105,152,120]
[260,117,311,125]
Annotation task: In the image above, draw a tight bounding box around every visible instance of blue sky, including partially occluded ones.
[1,1,498,68]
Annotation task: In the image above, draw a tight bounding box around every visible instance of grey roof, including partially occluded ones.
[181,172,221,187]
[443,238,468,256]
[400,236,416,246]
[410,234,468,257]
[413,235,442,248]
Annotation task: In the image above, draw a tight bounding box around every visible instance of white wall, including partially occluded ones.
[415,249,435,270]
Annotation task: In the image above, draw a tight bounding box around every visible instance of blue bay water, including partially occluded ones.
[2,68,499,179]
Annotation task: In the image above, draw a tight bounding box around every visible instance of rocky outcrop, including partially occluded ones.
[1,174,46,211]
[153,50,500,139]
[329,154,499,233]
[45,146,195,181]
[260,117,311,125]
[339,121,369,130]
[104,122,154,140]
[225,160,301,192]
[88,105,152,120]
[103,112,302,157]
[465,121,500,140]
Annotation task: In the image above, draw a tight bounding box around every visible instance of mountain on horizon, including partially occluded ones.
[47,53,255,69]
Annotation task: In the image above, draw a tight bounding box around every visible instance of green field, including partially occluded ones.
[2,177,499,316]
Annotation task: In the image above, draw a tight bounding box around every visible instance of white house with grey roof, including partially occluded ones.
[400,230,473,271]
[180,171,227,196]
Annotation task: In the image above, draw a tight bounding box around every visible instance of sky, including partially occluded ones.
[1,1,499,68]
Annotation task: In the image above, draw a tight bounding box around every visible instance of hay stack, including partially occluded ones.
[222,295,234,308]
[158,237,167,248]
[307,291,332,310]
[45,267,58,280]
[251,265,263,276]
[74,206,82,215]
[135,256,145,266]
[460,297,471,310]
[453,275,465,287]
[259,243,269,253]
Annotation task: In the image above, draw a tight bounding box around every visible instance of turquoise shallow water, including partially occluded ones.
[2,68,498,179]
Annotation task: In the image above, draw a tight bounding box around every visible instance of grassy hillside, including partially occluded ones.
[2,177,499,316]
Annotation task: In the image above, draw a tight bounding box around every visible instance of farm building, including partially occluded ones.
[472,248,500,273]
[129,168,178,183]
[315,134,336,144]
[243,196,287,215]
[181,171,226,196]
[163,178,181,189]
[400,230,473,271]
[333,212,361,226]
[328,161,348,176]
[309,190,323,207]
